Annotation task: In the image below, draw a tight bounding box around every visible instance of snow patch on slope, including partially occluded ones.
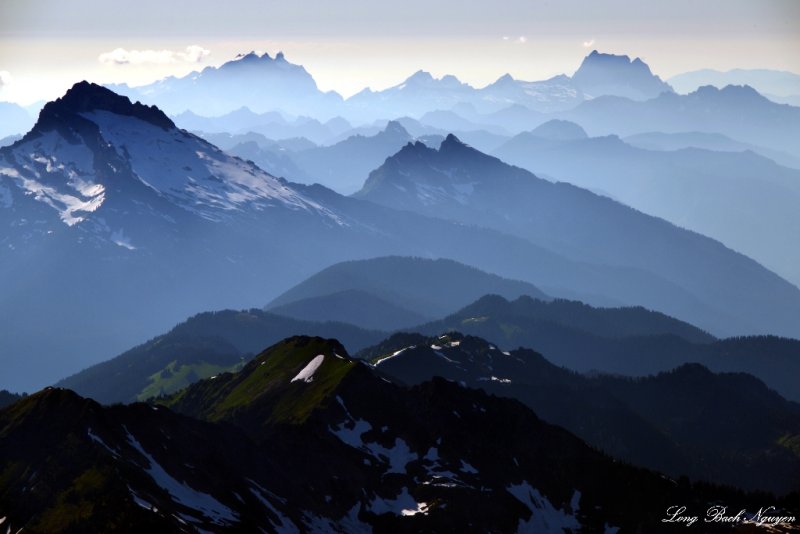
[364,438,418,474]
[374,346,412,367]
[291,354,325,383]
[507,482,581,533]
[248,481,299,533]
[110,228,136,250]
[84,110,344,224]
[330,396,372,446]
[370,487,428,517]
[0,131,105,225]
[125,427,238,525]
[87,427,120,457]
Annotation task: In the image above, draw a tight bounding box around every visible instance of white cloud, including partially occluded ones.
[582,39,596,48]
[517,36,527,44]
[98,45,210,66]
[0,71,11,88]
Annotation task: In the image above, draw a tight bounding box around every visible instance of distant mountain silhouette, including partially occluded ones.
[108,51,344,117]
[6,83,671,391]
[225,140,312,182]
[343,51,673,121]
[0,133,22,148]
[364,332,800,494]
[346,70,476,121]
[528,119,588,140]
[494,129,800,286]
[0,102,33,138]
[267,256,548,323]
[559,84,800,158]
[669,68,800,104]
[290,121,415,193]
[623,131,800,170]
[414,294,800,402]
[56,309,385,404]
[269,289,427,331]
[356,135,800,338]
[571,50,673,100]
[477,73,584,113]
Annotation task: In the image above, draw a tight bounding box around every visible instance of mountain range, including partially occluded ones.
[623,130,800,170]
[55,277,800,409]
[557,84,800,158]
[3,40,800,533]
[107,50,677,124]
[494,120,800,286]
[364,332,800,494]
[412,294,800,403]
[0,337,796,532]
[3,81,800,392]
[3,336,797,532]
[669,68,800,106]
[266,256,548,329]
[355,134,800,338]
[55,309,385,404]
[109,51,344,118]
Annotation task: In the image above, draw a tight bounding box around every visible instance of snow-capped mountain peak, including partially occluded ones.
[0,82,344,238]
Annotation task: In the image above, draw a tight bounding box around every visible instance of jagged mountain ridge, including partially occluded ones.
[266,256,548,323]
[4,82,725,392]
[493,125,800,287]
[109,51,344,118]
[413,294,800,403]
[107,50,678,123]
[570,50,673,100]
[355,134,800,339]
[559,84,800,158]
[362,332,800,494]
[56,309,386,404]
[7,337,784,532]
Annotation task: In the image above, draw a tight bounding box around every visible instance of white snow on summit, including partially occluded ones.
[84,110,344,224]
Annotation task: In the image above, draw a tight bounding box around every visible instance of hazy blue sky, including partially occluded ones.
[0,0,798,104]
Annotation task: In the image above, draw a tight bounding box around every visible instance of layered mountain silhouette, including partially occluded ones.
[570,50,673,100]
[494,123,800,286]
[289,121,415,193]
[55,310,385,404]
[109,51,345,117]
[364,332,800,494]
[174,107,352,145]
[267,257,548,326]
[669,68,800,105]
[413,294,800,403]
[623,131,800,170]
[4,81,800,395]
[110,50,683,124]
[355,135,800,338]
[347,70,477,121]
[3,337,795,531]
[4,82,716,391]
[559,84,800,158]
[0,101,35,138]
